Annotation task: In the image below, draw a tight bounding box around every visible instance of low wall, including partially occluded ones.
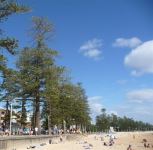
[0,135,60,150]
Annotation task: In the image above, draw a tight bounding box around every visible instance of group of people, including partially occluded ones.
[52,125,82,135]
[0,128,10,136]
[94,133,116,147]
[0,127,39,136]
[103,140,114,146]
[103,134,115,146]
[143,141,153,148]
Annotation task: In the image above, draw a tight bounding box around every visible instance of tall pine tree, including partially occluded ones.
[16,17,58,134]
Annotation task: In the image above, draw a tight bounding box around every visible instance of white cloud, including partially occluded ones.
[113,37,142,48]
[88,96,103,123]
[124,40,153,75]
[126,89,153,103]
[114,88,153,123]
[79,38,102,60]
[109,110,118,116]
[88,96,103,115]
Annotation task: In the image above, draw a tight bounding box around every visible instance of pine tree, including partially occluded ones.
[0,0,29,72]
[58,82,90,132]
[0,69,19,129]
[42,65,65,134]
[16,17,58,134]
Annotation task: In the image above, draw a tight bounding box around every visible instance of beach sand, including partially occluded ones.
[44,132,153,150]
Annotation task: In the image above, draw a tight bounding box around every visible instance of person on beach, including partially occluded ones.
[144,142,147,148]
[19,128,23,135]
[100,134,104,141]
[100,136,104,141]
[109,135,114,146]
[60,135,63,142]
[5,128,9,136]
[53,125,58,134]
[35,127,38,135]
[30,129,33,135]
[109,140,114,146]
[0,128,4,136]
[104,142,107,146]
[147,144,150,148]
[127,145,132,150]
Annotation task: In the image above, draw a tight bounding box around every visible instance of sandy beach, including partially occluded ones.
[44,132,153,150]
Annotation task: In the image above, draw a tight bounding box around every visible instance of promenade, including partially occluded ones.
[0,134,60,150]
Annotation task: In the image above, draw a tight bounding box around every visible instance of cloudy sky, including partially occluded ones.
[2,0,153,123]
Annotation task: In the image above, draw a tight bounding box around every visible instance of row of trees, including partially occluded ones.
[0,0,90,134]
[96,108,153,132]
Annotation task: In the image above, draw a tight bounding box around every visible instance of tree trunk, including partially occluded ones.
[48,115,51,135]
[48,104,51,135]
[4,100,9,129]
[21,97,27,128]
[32,105,36,129]
[35,92,41,135]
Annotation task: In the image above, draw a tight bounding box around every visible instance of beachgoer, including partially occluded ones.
[144,142,147,148]
[5,129,9,136]
[127,145,132,150]
[30,129,33,135]
[60,135,63,142]
[0,128,4,136]
[104,142,107,146]
[147,144,150,148]
[101,136,104,141]
[53,125,58,134]
[19,128,23,135]
[35,127,38,135]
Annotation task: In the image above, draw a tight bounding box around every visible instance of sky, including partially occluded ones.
[1,0,153,124]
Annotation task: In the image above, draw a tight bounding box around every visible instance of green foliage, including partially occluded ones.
[0,68,21,128]
[41,80,91,132]
[1,69,19,99]
[96,108,110,131]
[30,17,54,45]
[0,13,91,133]
[0,37,17,54]
[0,0,29,73]
[15,17,59,134]
[0,0,29,22]
[19,98,27,127]
[58,82,91,128]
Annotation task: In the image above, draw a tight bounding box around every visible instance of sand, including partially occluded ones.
[44,132,153,150]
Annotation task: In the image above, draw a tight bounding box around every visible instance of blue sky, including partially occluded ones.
[2,0,153,123]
